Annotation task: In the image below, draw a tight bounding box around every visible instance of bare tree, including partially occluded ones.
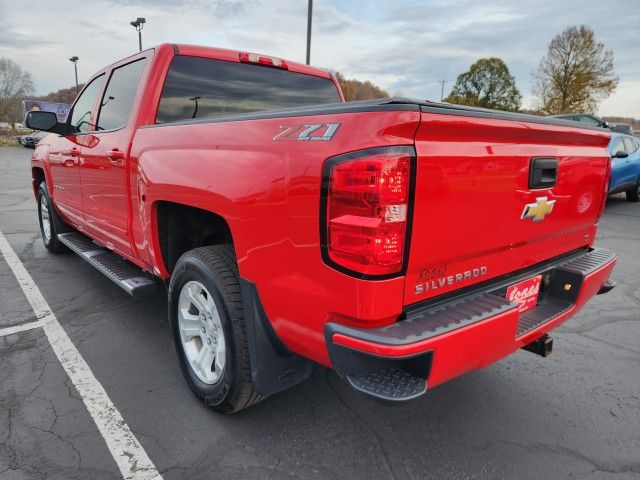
[0,58,35,129]
[533,25,618,114]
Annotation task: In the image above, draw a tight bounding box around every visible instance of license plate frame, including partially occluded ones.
[506,274,542,314]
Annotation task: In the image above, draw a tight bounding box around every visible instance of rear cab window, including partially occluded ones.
[156,56,341,124]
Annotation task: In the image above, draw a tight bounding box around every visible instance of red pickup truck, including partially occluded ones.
[27,44,617,413]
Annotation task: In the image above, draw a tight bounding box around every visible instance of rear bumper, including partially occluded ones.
[325,248,617,400]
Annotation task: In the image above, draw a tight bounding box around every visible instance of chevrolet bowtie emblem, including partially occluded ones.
[522,196,555,222]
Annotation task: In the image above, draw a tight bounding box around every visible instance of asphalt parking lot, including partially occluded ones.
[0,145,639,480]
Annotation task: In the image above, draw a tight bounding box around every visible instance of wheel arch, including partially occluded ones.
[30,142,53,195]
[32,166,46,198]
[153,200,236,276]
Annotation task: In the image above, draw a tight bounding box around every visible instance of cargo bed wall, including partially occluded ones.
[405,112,611,306]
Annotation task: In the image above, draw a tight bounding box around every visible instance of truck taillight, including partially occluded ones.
[321,146,415,277]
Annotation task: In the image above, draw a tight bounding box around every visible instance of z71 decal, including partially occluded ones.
[273,123,341,141]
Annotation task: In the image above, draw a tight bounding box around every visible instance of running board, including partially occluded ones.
[57,232,157,296]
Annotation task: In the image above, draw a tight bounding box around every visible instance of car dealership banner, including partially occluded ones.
[22,100,70,122]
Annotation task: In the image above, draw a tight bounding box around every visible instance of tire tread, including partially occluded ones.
[38,182,69,253]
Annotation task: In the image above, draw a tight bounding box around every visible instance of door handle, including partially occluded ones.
[106,150,124,160]
[62,148,80,157]
[106,149,125,165]
[64,158,79,167]
[529,157,558,189]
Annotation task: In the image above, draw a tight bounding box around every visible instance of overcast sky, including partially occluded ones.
[1,0,638,116]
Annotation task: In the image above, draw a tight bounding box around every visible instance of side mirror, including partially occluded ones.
[612,150,628,159]
[25,111,65,134]
[602,121,609,129]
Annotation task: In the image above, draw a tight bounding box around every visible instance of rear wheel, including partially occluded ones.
[626,179,640,202]
[37,182,69,253]
[168,245,263,413]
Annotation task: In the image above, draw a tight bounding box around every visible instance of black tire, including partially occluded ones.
[168,245,263,413]
[625,179,640,202]
[37,182,69,253]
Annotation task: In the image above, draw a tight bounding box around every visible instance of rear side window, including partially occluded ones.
[156,56,340,124]
[623,137,638,154]
[97,59,146,131]
[610,138,625,155]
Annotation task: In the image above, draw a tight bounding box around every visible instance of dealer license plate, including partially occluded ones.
[506,275,542,313]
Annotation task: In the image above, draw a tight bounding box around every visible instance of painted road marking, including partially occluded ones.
[0,319,45,337]
[0,230,163,480]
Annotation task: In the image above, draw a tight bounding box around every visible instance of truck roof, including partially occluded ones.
[97,43,333,82]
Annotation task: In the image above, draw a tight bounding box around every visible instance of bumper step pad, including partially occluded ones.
[516,248,617,336]
[346,367,427,402]
[58,232,157,296]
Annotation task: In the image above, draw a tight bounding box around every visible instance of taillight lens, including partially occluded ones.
[322,146,414,277]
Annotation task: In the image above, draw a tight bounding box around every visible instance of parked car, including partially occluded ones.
[609,132,640,202]
[18,131,47,148]
[610,123,634,136]
[551,113,609,129]
[25,44,617,413]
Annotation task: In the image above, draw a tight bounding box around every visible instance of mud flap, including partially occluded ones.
[239,278,314,397]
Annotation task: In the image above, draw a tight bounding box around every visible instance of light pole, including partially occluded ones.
[69,56,79,93]
[130,17,146,52]
[306,0,312,65]
[438,79,447,101]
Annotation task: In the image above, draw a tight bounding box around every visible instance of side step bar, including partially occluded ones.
[58,232,158,296]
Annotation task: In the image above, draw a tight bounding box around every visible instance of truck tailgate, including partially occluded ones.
[406,111,611,306]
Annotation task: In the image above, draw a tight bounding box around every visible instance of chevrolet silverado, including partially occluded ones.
[26,44,617,413]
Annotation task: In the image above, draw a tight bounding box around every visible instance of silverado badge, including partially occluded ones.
[521,197,555,222]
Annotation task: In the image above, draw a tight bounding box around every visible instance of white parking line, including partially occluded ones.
[0,230,163,480]
[0,319,45,337]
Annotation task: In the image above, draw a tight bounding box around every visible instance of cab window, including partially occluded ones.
[156,56,341,124]
[97,59,147,131]
[69,75,104,134]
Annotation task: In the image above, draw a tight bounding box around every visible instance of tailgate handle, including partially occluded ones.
[529,158,558,189]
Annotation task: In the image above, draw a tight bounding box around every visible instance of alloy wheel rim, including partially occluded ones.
[40,196,51,243]
[177,280,226,384]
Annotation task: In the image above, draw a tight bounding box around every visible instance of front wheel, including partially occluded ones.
[168,245,263,413]
[37,182,69,253]
[626,179,640,202]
